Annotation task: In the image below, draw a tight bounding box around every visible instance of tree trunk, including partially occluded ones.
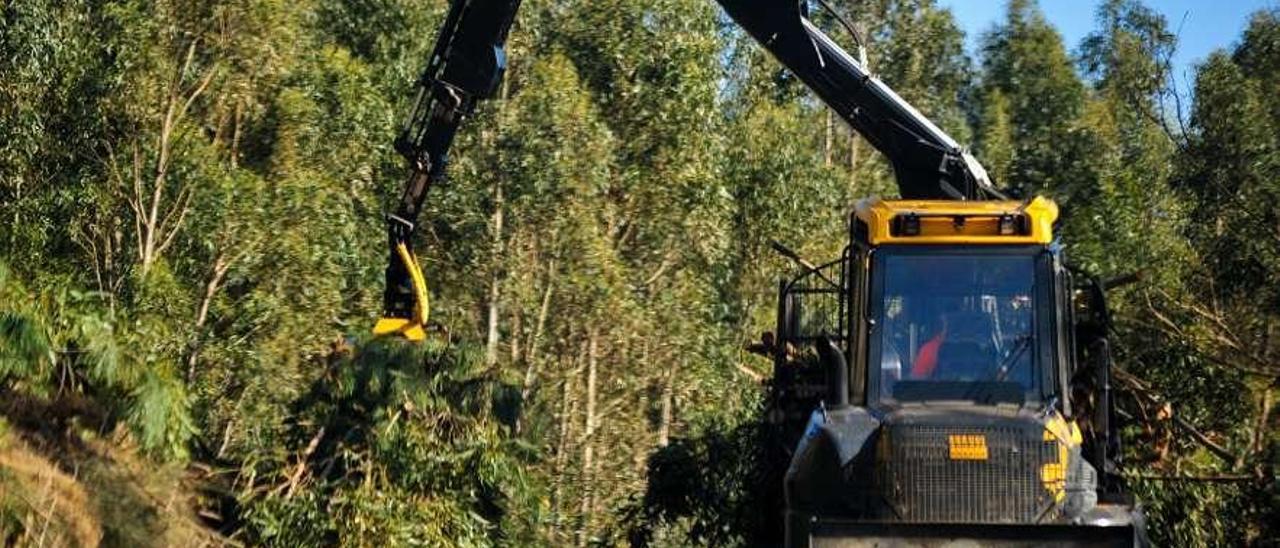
[634,344,651,475]
[552,375,575,529]
[577,329,599,547]
[484,59,515,368]
[135,42,214,276]
[552,338,585,539]
[849,133,861,174]
[517,260,556,434]
[485,180,505,368]
[825,110,834,167]
[510,299,522,366]
[658,362,675,448]
[186,252,231,381]
[230,102,243,168]
[526,259,556,366]
[1255,388,1273,457]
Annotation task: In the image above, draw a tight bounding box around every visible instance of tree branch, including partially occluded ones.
[642,249,676,287]
[1125,473,1257,483]
[282,427,326,499]
[1114,368,1241,465]
[154,183,194,258]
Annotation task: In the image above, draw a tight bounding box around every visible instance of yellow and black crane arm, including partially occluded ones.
[378,0,1002,340]
[375,0,522,341]
[716,0,1006,201]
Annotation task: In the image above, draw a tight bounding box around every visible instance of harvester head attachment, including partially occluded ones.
[374,242,430,342]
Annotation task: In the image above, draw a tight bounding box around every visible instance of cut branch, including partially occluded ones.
[1114,368,1241,465]
[1125,473,1257,483]
[282,427,326,499]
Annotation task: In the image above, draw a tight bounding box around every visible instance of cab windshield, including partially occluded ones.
[872,250,1042,405]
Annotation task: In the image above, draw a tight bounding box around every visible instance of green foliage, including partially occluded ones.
[1130,479,1265,547]
[976,89,1015,186]
[626,415,777,547]
[1074,4,1277,546]
[0,310,53,383]
[853,0,975,140]
[239,340,544,546]
[0,262,193,459]
[2,0,1277,544]
[1183,53,1280,307]
[978,0,1088,197]
[1060,0,1187,284]
[128,367,196,460]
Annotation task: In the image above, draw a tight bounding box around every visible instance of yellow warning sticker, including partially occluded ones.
[948,434,989,461]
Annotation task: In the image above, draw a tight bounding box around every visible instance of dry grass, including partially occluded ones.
[0,418,231,548]
[0,433,101,547]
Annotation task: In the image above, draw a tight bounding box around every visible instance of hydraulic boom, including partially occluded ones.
[374,0,521,341]
[718,0,1005,200]
[375,0,1002,340]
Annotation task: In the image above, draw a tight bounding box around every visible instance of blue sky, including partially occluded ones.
[936,0,1279,88]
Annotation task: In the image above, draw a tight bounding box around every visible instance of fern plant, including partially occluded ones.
[0,262,192,460]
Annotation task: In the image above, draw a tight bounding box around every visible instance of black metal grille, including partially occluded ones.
[780,254,848,346]
[876,424,1059,523]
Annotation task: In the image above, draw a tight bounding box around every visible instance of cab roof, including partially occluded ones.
[853,196,1058,246]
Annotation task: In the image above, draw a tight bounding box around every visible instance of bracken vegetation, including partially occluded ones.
[1,0,1277,545]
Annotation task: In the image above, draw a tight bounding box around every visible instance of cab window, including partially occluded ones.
[872,250,1041,405]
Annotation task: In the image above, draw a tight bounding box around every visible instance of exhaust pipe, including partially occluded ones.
[817,337,849,409]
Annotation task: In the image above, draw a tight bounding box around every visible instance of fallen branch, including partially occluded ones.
[1125,473,1258,483]
[1113,368,1241,466]
[735,362,765,383]
[282,427,326,499]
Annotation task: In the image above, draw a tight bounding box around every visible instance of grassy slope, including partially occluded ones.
[0,415,228,547]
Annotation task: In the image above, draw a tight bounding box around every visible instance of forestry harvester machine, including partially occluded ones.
[373,0,1149,545]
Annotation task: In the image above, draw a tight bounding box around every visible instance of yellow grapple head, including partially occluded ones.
[373,242,429,342]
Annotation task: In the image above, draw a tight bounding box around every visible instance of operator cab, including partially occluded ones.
[775,196,1069,413]
[871,247,1048,408]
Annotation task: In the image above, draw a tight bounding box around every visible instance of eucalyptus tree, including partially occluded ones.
[1157,18,1280,546]
[977,0,1087,198]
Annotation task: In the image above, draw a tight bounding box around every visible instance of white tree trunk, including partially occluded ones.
[658,365,674,448]
[485,181,504,367]
[577,329,599,547]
